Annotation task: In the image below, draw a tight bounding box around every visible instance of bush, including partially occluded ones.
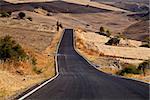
[116,66,142,76]
[86,4,90,7]
[33,66,42,74]
[138,60,150,76]
[98,27,111,37]
[18,12,26,19]
[140,43,150,48]
[105,37,120,46]
[7,11,12,16]
[144,37,150,43]
[0,12,11,17]
[100,26,105,33]
[31,57,37,65]
[0,35,27,62]
[27,16,32,21]
[117,33,126,39]
[106,30,111,37]
[138,60,150,69]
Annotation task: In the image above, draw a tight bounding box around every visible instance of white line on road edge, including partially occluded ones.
[73,30,149,84]
[18,30,65,100]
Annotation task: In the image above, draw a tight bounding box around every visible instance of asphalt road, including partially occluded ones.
[25,29,149,100]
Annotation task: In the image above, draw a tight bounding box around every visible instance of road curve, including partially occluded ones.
[24,29,149,100]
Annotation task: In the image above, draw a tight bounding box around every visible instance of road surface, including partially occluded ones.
[24,29,149,100]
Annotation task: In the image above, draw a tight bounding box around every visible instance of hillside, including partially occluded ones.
[93,0,149,12]
[75,29,150,82]
[0,11,62,99]
[123,12,149,41]
[1,0,136,33]
[123,20,149,41]
[0,0,149,98]
[93,0,149,4]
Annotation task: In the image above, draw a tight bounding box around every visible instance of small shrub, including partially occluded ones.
[27,16,32,21]
[18,12,26,19]
[138,60,150,76]
[98,27,111,37]
[116,66,142,76]
[31,57,37,65]
[7,11,12,16]
[33,66,42,74]
[0,12,10,17]
[140,43,150,48]
[106,30,111,37]
[0,35,27,62]
[86,4,90,7]
[100,26,105,33]
[144,36,150,43]
[105,37,120,46]
[117,33,126,39]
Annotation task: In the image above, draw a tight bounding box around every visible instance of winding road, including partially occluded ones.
[23,29,149,100]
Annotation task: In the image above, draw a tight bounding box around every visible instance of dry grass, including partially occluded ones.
[0,14,63,99]
[77,47,150,83]
[75,29,150,83]
[75,30,150,60]
[63,0,129,12]
[3,0,130,13]
[34,8,48,16]
[0,29,62,99]
[1,1,136,33]
[4,0,56,3]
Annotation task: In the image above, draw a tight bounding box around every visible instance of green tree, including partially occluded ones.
[0,35,27,62]
[18,12,26,19]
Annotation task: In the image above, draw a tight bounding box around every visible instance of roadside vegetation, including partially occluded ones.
[18,12,32,21]
[18,12,26,19]
[0,12,12,17]
[116,64,142,76]
[140,37,150,48]
[0,30,60,99]
[138,60,150,76]
[0,11,33,21]
[0,13,63,98]
[0,35,43,75]
[75,28,150,83]
[140,43,150,48]
[105,36,120,46]
[0,35,28,62]
[116,60,150,76]
[98,26,111,37]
